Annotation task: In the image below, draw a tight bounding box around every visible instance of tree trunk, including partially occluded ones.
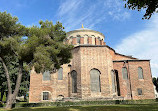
[0,57,23,109]
[0,57,12,96]
[5,60,23,109]
[0,57,12,109]
[5,94,14,109]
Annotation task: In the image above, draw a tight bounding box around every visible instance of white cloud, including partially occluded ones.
[58,0,83,17]
[57,0,130,31]
[115,15,158,77]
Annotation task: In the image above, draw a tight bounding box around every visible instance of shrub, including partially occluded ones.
[0,102,3,107]
[14,99,157,108]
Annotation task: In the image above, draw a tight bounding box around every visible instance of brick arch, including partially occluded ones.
[89,68,101,74]
[56,95,64,101]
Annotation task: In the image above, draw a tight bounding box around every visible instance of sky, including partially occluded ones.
[0,0,158,77]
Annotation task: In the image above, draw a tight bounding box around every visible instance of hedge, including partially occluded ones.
[14,99,157,108]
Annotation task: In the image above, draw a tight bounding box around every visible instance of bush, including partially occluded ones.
[0,102,3,107]
[14,99,157,108]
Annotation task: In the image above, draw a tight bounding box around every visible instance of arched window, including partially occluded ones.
[122,67,128,79]
[43,71,51,81]
[77,35,80,44]
[71,70,77,93]
[58,68,63,80]
[84,34,89,44]
[138,67,143,79]
[90,69,101,92]
[111,70,116,93]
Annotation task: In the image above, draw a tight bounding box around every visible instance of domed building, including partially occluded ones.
[29,26,155,103]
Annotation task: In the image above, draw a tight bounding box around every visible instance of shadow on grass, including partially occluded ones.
[10,103,158,111]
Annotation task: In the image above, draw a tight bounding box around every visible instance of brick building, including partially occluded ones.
[29,27,155,103]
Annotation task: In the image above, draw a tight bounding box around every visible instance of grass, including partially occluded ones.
[1,103,158,111]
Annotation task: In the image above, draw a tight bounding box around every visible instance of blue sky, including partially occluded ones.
[0,0,158,77]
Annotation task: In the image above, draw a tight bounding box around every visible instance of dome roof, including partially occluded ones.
[75,28,92,31]
[66,24,105,38]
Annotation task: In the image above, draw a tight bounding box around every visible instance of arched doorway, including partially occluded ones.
[114,70,120,96]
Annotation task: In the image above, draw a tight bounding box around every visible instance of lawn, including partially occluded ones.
[1,103,158,111]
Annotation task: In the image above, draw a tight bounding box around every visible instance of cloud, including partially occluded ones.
[115,15,158,77]
[58,0,83,17]
[105,0,130,21]
[57,0,130,31]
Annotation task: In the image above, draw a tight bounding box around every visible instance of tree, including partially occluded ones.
[153,77,158,92]
[123,0,158,19]
[0,11,73,109]
[0,57,30,102]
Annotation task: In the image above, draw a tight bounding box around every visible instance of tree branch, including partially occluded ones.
[13,60,23,96]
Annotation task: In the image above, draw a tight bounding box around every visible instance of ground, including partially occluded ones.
[1,103,158,111]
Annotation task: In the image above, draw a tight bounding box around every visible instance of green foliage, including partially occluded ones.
[153,77,158,92]
[14,99,156,108]
[0,92,6,102]
[0,11,73,108]
[0,57,29,100]
[0,102,3,107]
[0,11,26,39]
[123,0,158,19]
[0,11,73,73]
[24,20,73,73]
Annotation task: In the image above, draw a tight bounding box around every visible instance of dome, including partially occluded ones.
[75,28,92,31]
[66,25,106,46]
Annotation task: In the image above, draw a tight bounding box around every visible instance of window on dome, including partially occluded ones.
[87,37,89,44]
[77,35,80,44]
[77,37,80,44]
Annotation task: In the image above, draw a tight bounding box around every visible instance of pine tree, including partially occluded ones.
[0,11,73,109]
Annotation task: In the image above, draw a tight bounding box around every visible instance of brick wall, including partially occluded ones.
[88,37,92,44]
[70,47,82,98]
[29,45,155,103]
[79,46,111,99]
[113,61,155,100]
[29,64,70,103]
[95,38,100,45]
[80,37,84,44]
[72,37,77,45]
